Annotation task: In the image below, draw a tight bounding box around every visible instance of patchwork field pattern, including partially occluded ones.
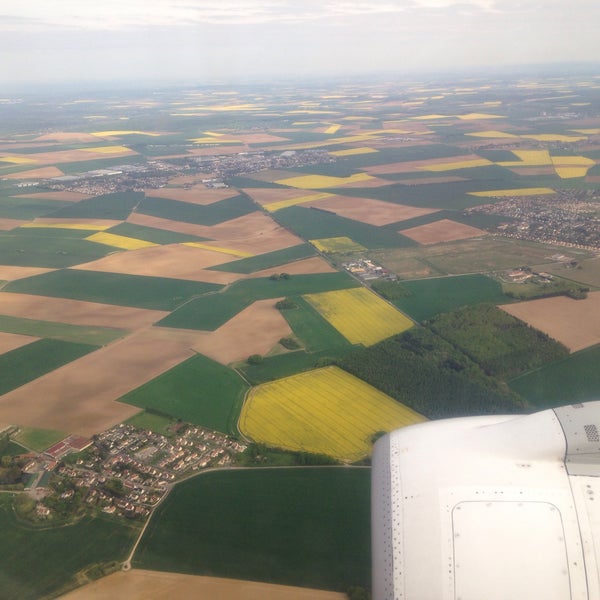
[239,366,425,461]
[310,236,366,253]
[303,287,413,346]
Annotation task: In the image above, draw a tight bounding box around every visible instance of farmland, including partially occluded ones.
[120,353,249,434]
[239,366,424,461]
[0,73,598,598]
[133,468,371,591]
[303,287,414,346]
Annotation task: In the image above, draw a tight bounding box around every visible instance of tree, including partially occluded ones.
[247,354,264,365]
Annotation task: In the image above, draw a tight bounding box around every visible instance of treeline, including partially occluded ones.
[340,328,527,419]
[427,304,569,380]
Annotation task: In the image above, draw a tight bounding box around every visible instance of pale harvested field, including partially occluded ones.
[0,292,167,329]
[4,166,64,179]
[0,327,203,436]
[364,154,485,175]
[0,266,54,281]
[33,132,99,143]
[242,188,313,206]
[192,298,292,364]
[128,212,303,254]
[401,219,487,244]
[32,217,123,228]
[59,570,346,600]
[3,148,137,166]
[246,169,299,183]
[586,176,600,183]
[0,218,26,231]
[145,186,239,205]
[250,256,336,278]
[336,176,394,188]
[499,292,600,353]
[184,146,249,157]
[395,176,468,185]
[76,244,231,279]
[0,332,38,355]
[15,191,92,202]
[304,196,438,226]
[234,133,290,143]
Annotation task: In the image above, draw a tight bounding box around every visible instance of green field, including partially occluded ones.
[0,313,126,345]
[273,206,416,250]
[210,243,316,274]
[10,226,95,239]
[158,272,358,331]
[5,269,222,310]
[46,191,142,220]
[133,467,371,591]
[0,495,139,600]
[390,274,510,322]
[0,339,98,397]
[124,411,175,435]
[137,194,256,226]
[509,344,600,408]
[59,155,146,174]
[104,222,208,245]
[119,353,249,434]
[12,427,66,453]
[0,197,69,220]
[0,234,114,268]
[0,441,28,457]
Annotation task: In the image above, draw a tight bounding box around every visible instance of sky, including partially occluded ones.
[1,0,599,85]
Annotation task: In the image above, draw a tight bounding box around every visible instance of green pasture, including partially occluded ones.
[105,222,208,245]
[124,411,175,436]
[509,345,600,408]
[273,206,416,249]
[46,191,142,220]
[0,441,28,457]
[12,427,66,453]
[0,197,68,221]
[0,313,125,345]
[10,226,94,239]
[0,339,97,397]
[0,234,114,268]
[210,243,316,274]
[137,194,256,226]
[0,495,139,600]
[133,467,371,591]
[120,353,249,434]
[391,274,509,322]
[158,272,358,330]
[5,269,222,311]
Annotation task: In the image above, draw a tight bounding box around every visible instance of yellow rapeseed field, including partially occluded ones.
[86,232,157,250]
[469,187,555,198]
[323,124,342,134]
[239,366,425,462]
[551,156,595,166]
[499,150,553,166]
[466,131,518,138]
[330,147,378,156]
[523,134,586,142]
[554,167,590,179]
[0,156,37,164]
[264,192,333,212]
[310,237,366,253]
[456,113,504,120]
[82,145,133,154]
[421,158,492,172]
[303,287,413,346]
[275,172,373,189]
[183,242,253,257]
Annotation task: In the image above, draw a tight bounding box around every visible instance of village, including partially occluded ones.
[13,422,247,522]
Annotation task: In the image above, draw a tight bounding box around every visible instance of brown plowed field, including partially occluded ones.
[0,328,202,435]
[0,218,26,230]
[127,212,302,253]
[500,292,600,353]
[401,219,486,244]
[145,186,239,205]
[0,266,54,281]
[0,292,167,329]
[76,244,231,279]
[59,570,346,600]
[250,256,336,278]
[191,298,293,364]
[4,167,64,179]
[16,191,92,202]
[0,332,38,355]
[32,217,123,227]
[304,196,438,226]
